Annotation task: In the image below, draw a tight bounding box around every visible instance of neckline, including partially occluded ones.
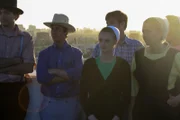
[94,57,118,81]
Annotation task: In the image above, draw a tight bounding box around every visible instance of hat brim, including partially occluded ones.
[0,7,23,15]
[43,22,76,33]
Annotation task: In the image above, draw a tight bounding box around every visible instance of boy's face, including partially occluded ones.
[0,8,18,27]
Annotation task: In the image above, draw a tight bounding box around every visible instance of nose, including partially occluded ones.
[100,41,106,48]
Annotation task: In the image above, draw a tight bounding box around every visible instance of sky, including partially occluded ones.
[17,0,180,31]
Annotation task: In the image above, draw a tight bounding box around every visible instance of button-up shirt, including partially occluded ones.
[0,25,35,82]
[92,36,143,65]
[36,41,83,98]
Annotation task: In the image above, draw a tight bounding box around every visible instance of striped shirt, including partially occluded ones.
[92,36,143,65]
[0,25,35,82]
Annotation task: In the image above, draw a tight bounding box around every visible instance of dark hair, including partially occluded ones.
[100,27,116,40]
[105,10,128,30]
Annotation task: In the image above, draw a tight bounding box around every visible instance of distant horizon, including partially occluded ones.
[17,24,143,32]
[16,0,180,32]
[17,23,112,31]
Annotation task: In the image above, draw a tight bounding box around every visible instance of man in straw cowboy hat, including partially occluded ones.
[36,13,83,120]
[0,0,35,119]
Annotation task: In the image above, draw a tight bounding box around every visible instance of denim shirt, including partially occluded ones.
[37,41,83,98]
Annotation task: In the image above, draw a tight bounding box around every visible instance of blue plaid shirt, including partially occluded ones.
[91,36,143,65]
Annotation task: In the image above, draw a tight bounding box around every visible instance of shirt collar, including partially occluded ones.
[120,36,130,45]
[0,24,24,37]
[53,41,70,50]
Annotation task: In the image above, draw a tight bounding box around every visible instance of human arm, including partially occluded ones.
[0,34,35,74]
[167,52,180,107]
[36,51,64,85]
[129,56,139,120]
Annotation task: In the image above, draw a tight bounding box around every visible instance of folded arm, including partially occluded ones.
[0,36,35,74]
[48,49,83,82]
[64,50,83,81]
[36,51,56,85]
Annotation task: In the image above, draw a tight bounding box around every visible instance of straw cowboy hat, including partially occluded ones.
[44,14,76,33]
[0,0,23,15]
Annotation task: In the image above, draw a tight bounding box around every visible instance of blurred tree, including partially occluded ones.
[128,31,145,44]
[34,32,53,57]
[18,24,26,31]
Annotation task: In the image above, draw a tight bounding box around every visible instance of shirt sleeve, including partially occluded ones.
[175,52,180,76]
[36,50,54,84]
[91,43,100,58]
[168,52,180,90]
[65,49,83,81]
[131,56,139,97]
[135,40,144,51]
[22,33,35,63]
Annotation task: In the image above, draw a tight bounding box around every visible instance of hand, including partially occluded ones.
[112,115,120,120]
[167,95,180,107]
[48,69,69,79]
[88,115,98,120]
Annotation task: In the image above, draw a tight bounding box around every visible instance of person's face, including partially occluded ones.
[51,25,67,43]
[98,31,116,53]
[142,21,163,46]
[0,8,18,26]
[106,17,125,32]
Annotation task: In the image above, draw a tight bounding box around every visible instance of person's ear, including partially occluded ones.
[14,14,19,21]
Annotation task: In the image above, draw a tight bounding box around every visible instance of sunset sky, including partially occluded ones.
[17,0,180,31]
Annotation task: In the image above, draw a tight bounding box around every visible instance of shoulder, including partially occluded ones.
[21,31,33,42]
[126,37,142,45]
[116,57,130,67]
[175,52,180,58]
[84,57,96,65]
[174,51,180,62]
[71,46,83,55]
[38,46,52,57]
[132,48,145,62]
[116,57,131,75]
[125,37,144,49]
[94,43,100,49]
[135,47,145,55]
